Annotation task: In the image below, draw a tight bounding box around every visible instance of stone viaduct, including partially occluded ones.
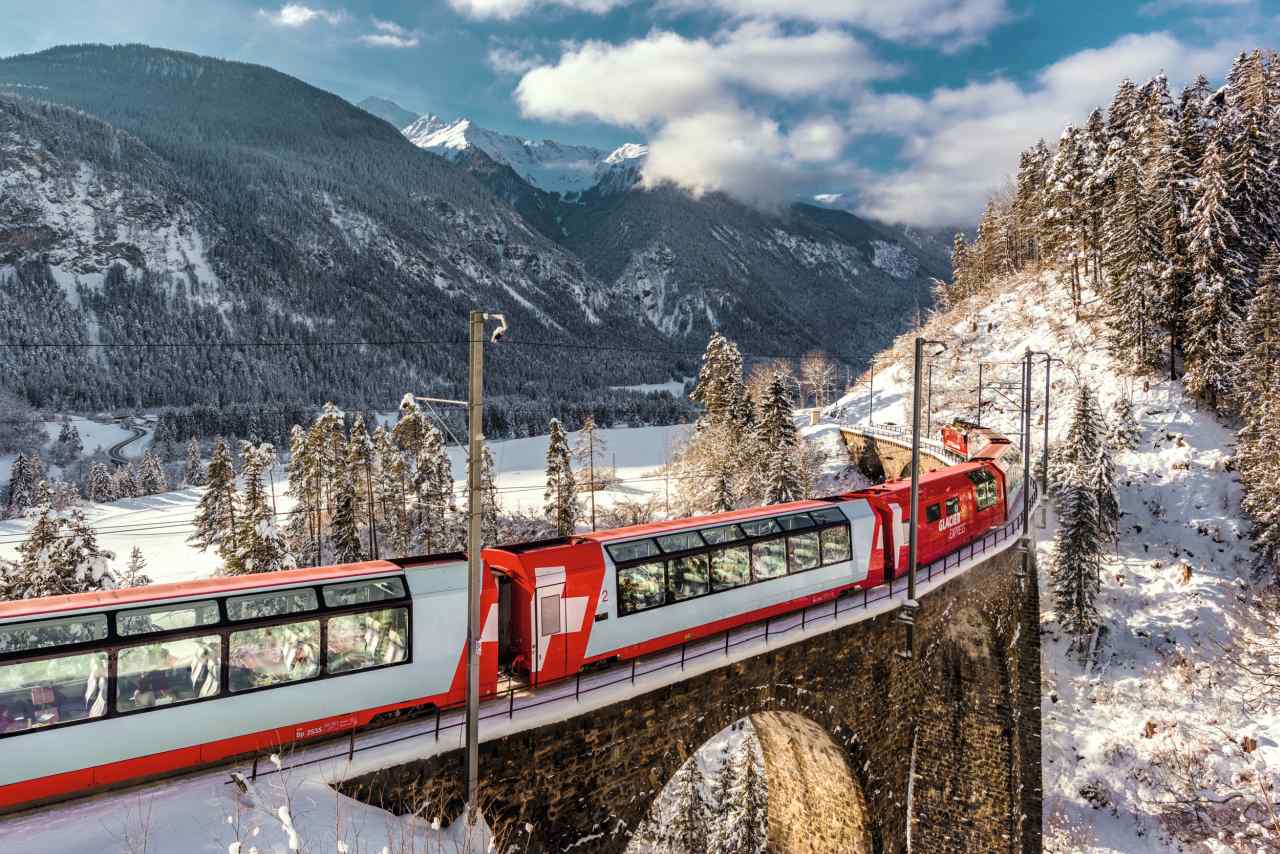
[341,430,1042,854]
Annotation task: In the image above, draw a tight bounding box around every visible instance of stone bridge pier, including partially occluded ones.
[838,426,953,483]
[342,544,1042,854]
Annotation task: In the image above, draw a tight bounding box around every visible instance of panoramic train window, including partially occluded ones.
[809,507,847,525]
[227,589,318,622]
[327,608,409,674]
[323,578,406,608]
[117,636,221,712]
[668,554,710,601]
[0,651,108,732]
[228,620,321,692]
[117,601,220,637]
[618,560,666,614]
[740,518,781,538]
[787,532,821,572]
[820,526,852,564]
[657,531,705,553]
[0,614,107,655]
[969,470,999,510]
[777,514,816,532]
[710,545,751,590]
[751,539,787,580]
[925,503,942,523]
[700,523,745,546]
[607,539,661,564]
[945,497,961,517]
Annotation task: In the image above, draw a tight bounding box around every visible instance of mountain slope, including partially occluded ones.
[356,96,418,130]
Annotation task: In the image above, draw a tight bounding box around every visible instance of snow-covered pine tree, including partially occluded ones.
[51,422,83,465]
[1101,151,1163,370]
[5,453,36,516]
[184,438,205,486]
[1185,135,1246,414]
[138,449,167,495]
[120,545,152,588]
[1041,125,1088,306]
[1051,459,1103,644]
[950,233,972,300]
[665,761,711,854]
[1224,50,1278,286]
[283,424,320,567]
[112,463,141,499]
[1107,397,1141,451]
[9,484,116,599]
[718,731,768,854]
[313,402,347,519]
[572,415,610,491]
[1092,441,1120,546]
[226,442,286,575]
[189,437,237,554]
[479,444,500,547]
[414,424,455,552]
[86,462,114,504]
[392,393,428,472]
[691,333,749,428]
[1238,246,1280,570]
[757,373,806,504]
[1012,142,1050,267]
[346,413,375,544]
[373,426,410,557]
[330,469,364,564]
[1240,384,1280,573]
[543,418,578,537]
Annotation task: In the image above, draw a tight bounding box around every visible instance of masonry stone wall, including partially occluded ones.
[839,430,951,483]
[342,547,1042,854]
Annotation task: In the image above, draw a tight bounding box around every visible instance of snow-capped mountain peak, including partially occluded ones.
[401,111,644,197]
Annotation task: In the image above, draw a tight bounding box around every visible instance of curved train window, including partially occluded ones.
[777,514,816,532]
[118,601,220,637]
[809,507,846,525]
[0,651,108,730]
[710,545,751,590]
[945,497,961,517]
[227,589,318,622]
[228,620,321,692]
[0,614,108,655]
[740,518,781,538]
[328,608,409,674]
[607,539,661,564]
[657,531,705,554]
[323,578,406,609]
[968,469,999,510]
[618,560,666,614]
[751,539,787,580]
[787,532,821,572]
[820,526,852,564]
[701,524,745,546]
[117,635,221,712]
[668,554,709,601]
[925,503,942,523]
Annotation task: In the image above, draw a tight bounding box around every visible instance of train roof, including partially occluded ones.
[0,558,424,623]
[860,461,991,495]
[578,497,843,545]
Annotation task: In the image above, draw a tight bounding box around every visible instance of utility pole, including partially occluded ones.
[588,426,596,532]
[1018,349,1033,580]
[901,336,946,658]
[926,361,935,436]
[976,362,984,427]
[868,362,875,425]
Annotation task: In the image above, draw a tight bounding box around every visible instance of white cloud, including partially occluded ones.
[448,0,628,20]
[661,0,1011,48]
[356,17,420,48]
[487,46,543,76]
[1138,0,1252,16]
[513,23,890,205]
[853,31,1247,227]
[260,3,345,27]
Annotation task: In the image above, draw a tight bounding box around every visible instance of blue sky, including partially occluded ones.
[3,0,1277,225]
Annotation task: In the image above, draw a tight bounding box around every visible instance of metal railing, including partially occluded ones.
[241,479,1039,784]
[838,421,967,466]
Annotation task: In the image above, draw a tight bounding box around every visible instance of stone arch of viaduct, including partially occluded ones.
[343,537,1042,853]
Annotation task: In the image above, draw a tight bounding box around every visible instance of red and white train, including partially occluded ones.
[0,429,1024,813]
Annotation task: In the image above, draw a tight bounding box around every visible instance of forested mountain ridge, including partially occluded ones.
[0,44,946,417]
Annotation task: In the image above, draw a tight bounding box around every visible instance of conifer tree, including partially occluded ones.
[757,373,805,504]
[415,424,455,552]
[1052,456,1103,643]
[184,438,205,486]
[666,761,711,854]
[226,442,286,574]
[479,444,500,546]
[113,463,141,499]
[189,437,237,554]
[373,426,410,557]
[86,462,114,504]
[139,449,168,495]
[950,233,972,299]
[331,453,365,565]
[719,732,768,854]
[283,424,319,567]
[120,546,152,588]
[1224,50,1277,284]
[1042,125,1088,306]
[1102,154,1163,369]
[543,418,578,536]
[6,453,36,516]
[346,413,375,540]
[1107,397,1141,451]
[1092,441,1120,545]
[692,333,749,428]
[9,483,116,599]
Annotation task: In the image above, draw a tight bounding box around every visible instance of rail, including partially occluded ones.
[838,421,967,466]
[240,478,1040,784]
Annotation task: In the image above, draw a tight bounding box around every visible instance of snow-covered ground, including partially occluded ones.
[827,271,1275,852]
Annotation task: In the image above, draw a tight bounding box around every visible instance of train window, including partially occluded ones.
[322,578,406,609]
[117,601,220,637]
[607,539,661,564]
[228,620,321,692]
[618,560,666,614]
[820,526,852,564]
[787,532,821,572]
[710,546,751,590]
[227,589,318,622]
[117,636,221,712]
[809,507,846,526]
[777,514,816,532]
[740,518,781,538]
[327,608,409,674]
[0,614,107,655]
[668,554,710,601]
[751,539,787,580]
[0,651,108,731]
[925,504,942,523]
[701,524,745,546]
[656,531,705,554]
[945,497,961,517]
[539,595,562,636]
[968,470,999,510]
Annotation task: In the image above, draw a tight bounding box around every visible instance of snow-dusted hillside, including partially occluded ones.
[402,112,646,196]
[824,272,1277,852]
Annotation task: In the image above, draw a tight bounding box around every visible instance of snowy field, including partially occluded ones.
[840,272,1275,852]
[0,424,692,582]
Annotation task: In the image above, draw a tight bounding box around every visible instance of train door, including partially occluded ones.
[532,576,567,686]
[494,571,515,671]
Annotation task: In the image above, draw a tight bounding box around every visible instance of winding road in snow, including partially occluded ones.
[107,426,146,466]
